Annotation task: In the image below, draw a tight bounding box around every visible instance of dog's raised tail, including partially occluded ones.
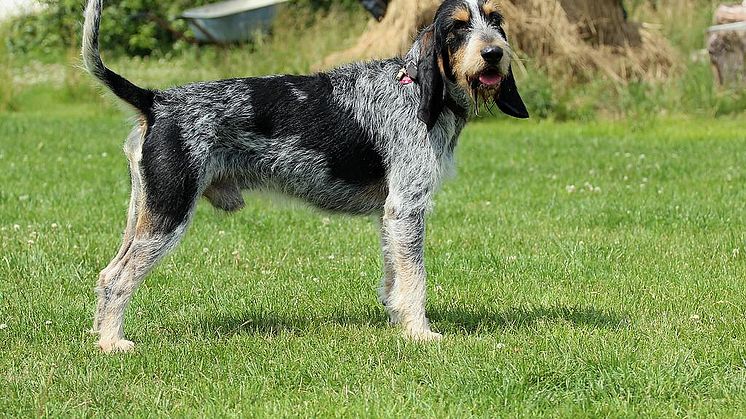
[82,0,154,115]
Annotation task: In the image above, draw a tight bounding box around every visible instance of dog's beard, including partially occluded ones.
[470,84,501,117]
[468,68,504,116]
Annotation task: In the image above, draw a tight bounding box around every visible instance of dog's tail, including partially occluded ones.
[82,0,154,116]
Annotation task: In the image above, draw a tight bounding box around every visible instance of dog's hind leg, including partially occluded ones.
[93,129,146,334]
[92,182,137,334]
[94,124,201,353]
[95,205,195,353]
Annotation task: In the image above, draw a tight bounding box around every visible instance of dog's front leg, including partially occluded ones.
[382,201,441,341]
[377,215,396,309]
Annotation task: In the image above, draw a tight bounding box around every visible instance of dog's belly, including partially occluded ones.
[263,145,388,215]
[209,149,389,215]
[204,174,387,216]
[287,178,388,215]
[238,167,386,215]
[208,134,389,215]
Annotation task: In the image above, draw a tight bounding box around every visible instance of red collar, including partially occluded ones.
[396,63,418,85]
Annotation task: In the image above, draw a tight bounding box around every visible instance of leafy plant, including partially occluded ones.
[6,0,363,58]
[8,0,223,57]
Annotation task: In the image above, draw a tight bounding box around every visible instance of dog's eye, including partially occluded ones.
[452,20,469,32]
[488,13,503,25]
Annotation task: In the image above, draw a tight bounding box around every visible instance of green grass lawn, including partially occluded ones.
[1,102,745,416]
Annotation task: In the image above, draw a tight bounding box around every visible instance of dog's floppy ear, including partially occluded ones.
[496,66,529,119]
[416,25,445,131]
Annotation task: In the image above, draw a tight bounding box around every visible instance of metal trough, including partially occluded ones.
[182,0,288,43]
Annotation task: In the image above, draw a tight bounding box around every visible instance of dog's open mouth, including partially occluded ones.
[471,68,504,90]
[468,68,505,115]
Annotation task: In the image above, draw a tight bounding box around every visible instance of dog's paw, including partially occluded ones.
[98,339,135,354]
[404,329,443,342]
[386,310,402,326]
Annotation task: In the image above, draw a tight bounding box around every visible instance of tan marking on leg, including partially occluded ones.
[135,210,154,236]
[390,253,441,341]
[94,194,136,334]
[97,226,188,353]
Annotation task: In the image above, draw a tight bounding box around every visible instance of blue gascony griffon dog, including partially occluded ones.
[83,0,528,353]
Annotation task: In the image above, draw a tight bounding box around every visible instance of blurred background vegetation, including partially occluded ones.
[0,0,744,119]
[4,0,361,57]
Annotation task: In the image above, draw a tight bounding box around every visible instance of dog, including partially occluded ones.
[82,0,528,353]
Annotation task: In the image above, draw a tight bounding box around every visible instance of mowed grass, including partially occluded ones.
[1,102,745,417]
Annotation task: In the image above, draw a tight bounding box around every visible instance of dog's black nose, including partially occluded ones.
[481,46,504,64]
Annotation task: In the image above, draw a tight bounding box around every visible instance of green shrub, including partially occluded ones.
[7,0,303,58]
[7,0,363,59]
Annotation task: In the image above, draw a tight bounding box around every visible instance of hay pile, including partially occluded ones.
[321,0,677,83]
[500,0,677,83]
[320,0,441,69]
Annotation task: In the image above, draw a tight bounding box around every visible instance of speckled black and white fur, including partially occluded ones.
[83,0,528,353]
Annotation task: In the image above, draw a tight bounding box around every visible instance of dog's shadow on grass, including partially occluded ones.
[200,304,626,338]
[430,305,627,335]
[200,308,385,338]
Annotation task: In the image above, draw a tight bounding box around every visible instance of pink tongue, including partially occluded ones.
[479,73,503,86]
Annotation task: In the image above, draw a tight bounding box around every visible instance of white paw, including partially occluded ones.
[98,339,135,353]
[404,329,443,342]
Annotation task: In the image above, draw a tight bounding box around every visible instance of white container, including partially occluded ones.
[182,0,289,43]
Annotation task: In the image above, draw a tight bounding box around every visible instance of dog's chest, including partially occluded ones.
[434,126,462,183]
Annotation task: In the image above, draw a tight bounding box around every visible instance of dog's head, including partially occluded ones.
[411,0,529,129]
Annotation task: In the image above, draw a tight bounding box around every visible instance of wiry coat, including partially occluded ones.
[147,61,464,222]
[83,0,528,353]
